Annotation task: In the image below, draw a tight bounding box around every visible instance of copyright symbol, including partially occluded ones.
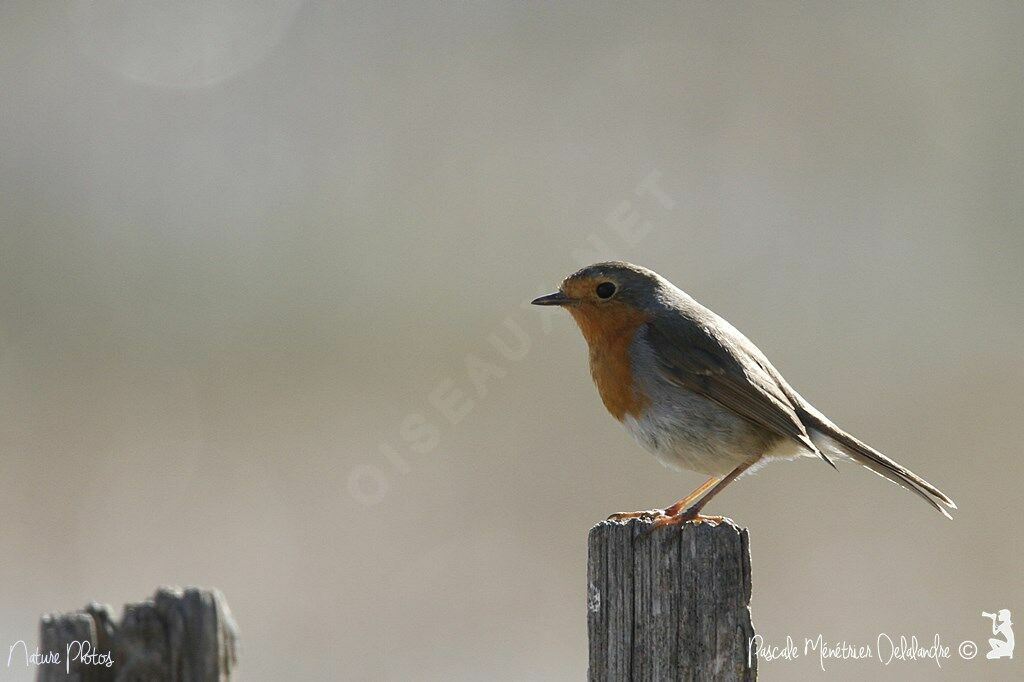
[959,640,977,660]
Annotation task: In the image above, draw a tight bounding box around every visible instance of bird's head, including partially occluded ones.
[531,261,666,341]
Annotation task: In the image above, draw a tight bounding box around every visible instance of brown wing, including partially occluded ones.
[644,316,819,454]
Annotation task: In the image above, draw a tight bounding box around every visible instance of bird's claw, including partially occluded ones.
[649,512,724,530]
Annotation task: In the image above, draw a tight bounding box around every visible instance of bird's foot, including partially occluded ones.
[607,509,667,522]
[649,510,724,530]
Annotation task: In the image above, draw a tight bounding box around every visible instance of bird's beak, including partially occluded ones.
[531,291,575,307]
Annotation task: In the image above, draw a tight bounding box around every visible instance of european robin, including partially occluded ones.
[532,261,955,527]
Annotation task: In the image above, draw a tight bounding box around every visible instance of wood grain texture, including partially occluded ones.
[37,586,237,682]
[587,518,756,681]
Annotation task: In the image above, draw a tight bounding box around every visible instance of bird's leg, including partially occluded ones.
[663,476,719,516]
[651,460,756,529]
[608,476,719,522]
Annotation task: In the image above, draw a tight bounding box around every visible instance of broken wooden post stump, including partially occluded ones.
[587,518,756,681]
[37,586,238,682]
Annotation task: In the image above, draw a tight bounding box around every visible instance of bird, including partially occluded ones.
[531,261,955,528]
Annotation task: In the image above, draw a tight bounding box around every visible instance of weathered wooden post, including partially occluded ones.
[587,518,756,681]
[37,586,238,682]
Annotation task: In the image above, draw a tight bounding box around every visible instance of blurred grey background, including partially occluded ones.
[1,1,1022,680]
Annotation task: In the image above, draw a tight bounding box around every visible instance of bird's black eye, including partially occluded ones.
[595,282,616,299]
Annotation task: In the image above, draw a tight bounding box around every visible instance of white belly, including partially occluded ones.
[620,402,810,477]
[620,411,750,476]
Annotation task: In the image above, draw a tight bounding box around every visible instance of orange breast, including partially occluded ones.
[569,304,651,420]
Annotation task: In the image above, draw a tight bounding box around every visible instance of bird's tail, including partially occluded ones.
[800,409,956,519]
